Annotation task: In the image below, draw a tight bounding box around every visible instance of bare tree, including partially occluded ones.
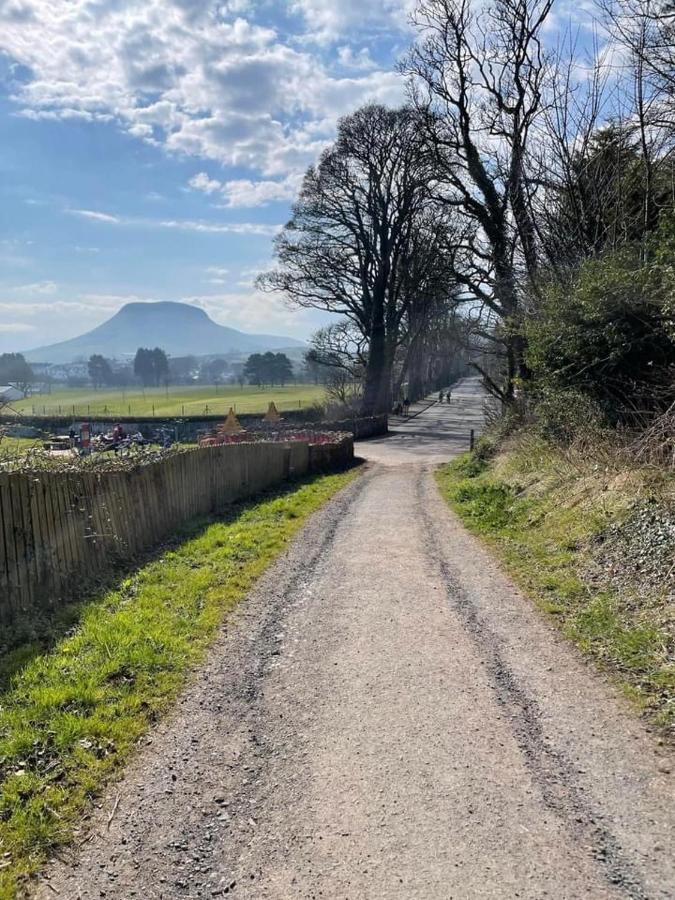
[531,2,675,276]
[527,31,610,271]
[307,321,367,381]
[403,0,555,401]
[596,0,675,240]
[392,212,462,398]
[259,104,443,415]
[598,0,675,118]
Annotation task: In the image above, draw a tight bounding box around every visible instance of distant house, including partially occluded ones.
[27,362,89,384]
[0,385,24,403]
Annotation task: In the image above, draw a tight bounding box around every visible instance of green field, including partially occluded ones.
[0,437,41,455]
[9,384,326,419]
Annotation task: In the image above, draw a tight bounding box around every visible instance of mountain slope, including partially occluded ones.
[26,302,304,363]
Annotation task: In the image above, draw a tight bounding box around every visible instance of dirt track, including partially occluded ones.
[35,379,674,899]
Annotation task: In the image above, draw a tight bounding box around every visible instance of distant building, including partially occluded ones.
[31,362,89,383]
[0,385,24,403]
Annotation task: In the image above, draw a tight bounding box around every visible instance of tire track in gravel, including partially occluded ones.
[415,472,649,900]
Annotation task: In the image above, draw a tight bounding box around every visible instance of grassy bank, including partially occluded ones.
[0,467,359,899]
[437,435,674,732]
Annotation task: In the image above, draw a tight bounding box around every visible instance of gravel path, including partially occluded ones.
[34,379,674,900]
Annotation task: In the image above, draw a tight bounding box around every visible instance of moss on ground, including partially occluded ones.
[437,436,674,733]
[0,467,359,899]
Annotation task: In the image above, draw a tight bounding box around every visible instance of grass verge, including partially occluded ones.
[0,467,359,899]
[436,437,674,732]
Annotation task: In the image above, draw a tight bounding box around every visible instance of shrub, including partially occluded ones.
[525,216,675,426]
[530,387,609,445]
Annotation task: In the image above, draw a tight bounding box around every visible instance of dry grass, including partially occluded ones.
[437,431,674,732]
[632,402,675,470]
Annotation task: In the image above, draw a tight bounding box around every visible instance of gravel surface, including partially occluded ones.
[33,379,674,900]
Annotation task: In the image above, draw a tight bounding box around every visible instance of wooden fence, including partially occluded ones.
[0,437,353,633]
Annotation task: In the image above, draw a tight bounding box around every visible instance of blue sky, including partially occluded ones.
[0,0,414,352]
[0,0,598,354]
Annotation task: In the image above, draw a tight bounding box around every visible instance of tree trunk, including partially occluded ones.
[403,334,427,402]
[362,312,389,416]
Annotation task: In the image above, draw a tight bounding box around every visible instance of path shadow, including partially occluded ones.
[0,460,363,696]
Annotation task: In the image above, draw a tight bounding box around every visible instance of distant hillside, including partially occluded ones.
[25,301,305,364]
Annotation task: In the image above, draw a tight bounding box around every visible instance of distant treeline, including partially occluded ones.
[0,348,309,396]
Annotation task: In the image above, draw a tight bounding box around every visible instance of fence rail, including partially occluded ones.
[0,437,353,634]
[18,398,313,419]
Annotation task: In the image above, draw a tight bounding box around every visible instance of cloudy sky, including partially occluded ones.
[0,0,417,351]
[0,0,600,354]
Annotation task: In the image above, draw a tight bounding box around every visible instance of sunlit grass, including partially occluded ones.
[0,467,359,899]
[0,438,42,454]
[10,383,326,418]
[437,443,674,731]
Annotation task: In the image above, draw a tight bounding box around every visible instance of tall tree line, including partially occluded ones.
[260,105,460,415]
[133,347,169,388]
[263,0,675,420]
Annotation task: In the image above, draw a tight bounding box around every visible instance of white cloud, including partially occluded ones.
[15,280,58,294]
[67,208,281,236]
[74,293,148,306]
[204,265,230,284]
[0,297,132,315]
[189,291,313,335]
[158,218,281,236]
[221,0,251,13]
[0,322,35,333]
[70,209,121,224]
[189,171,302,207]
[337,46,379,70]
[291,0,414,41]
[0,294,142,350]
[189,172,222,194]
[0,0,406,180]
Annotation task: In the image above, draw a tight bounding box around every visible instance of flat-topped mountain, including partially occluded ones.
[25,301,304,363]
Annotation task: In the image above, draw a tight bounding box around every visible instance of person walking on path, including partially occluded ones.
[438,390,444,403]
[446,388,452,403]
[403,396,410,416]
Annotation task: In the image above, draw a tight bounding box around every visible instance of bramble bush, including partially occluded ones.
[525,215,675,429]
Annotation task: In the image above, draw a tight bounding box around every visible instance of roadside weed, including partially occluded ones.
[437,448,674,732]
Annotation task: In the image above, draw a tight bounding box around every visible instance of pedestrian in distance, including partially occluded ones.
[438,390,444,403]
[403,396,410,416]
[446,389,452,403]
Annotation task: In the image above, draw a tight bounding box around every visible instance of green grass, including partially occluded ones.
[0,467,359,899]
[437,442,675,731]
[0,438,41,455]
[10,384,326,419]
